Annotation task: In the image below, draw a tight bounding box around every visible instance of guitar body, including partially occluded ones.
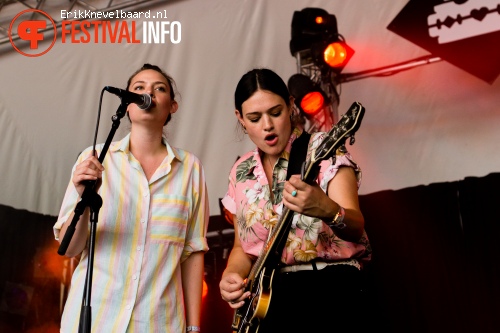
[230,102,365,333]
[232,267,275,333]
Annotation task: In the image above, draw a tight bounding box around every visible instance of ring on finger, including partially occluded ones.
[291,190,297,197]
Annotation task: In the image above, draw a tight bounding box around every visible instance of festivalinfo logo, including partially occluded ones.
[9,9,182,57]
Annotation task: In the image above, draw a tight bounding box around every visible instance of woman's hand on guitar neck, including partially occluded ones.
[283,175,334,219]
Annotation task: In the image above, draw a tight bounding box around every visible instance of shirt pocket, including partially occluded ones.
[150,194,190,245]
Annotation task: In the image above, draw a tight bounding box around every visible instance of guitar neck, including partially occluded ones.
[246,207,292,281]
[247,159,319,282]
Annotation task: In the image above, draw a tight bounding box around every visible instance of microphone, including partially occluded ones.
[104,86,152,110]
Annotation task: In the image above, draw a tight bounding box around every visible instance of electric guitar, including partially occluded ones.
[231,101,366,333]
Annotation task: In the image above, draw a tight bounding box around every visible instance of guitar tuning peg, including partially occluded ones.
[349,136,356,145]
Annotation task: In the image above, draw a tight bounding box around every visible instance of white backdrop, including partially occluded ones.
[1,0,499,217]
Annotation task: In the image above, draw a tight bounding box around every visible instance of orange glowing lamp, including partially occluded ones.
[323,42,348,68]
[288,73,329,117]
[202,279,208,299]
[300,91,325,115]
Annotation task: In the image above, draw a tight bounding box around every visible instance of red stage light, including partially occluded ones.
[202,279,208,299]
[290,7,354,74]
[301,91,325,115]
[324,42,348,68]
[288,73,329,117]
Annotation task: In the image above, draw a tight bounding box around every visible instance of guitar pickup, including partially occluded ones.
[427,0,500,44]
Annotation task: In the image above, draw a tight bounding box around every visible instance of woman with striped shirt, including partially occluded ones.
[54,64,208,333]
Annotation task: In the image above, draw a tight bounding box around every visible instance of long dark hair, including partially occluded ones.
[234,68,291,116]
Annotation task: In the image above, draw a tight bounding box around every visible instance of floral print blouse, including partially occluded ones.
[222,128,371,267]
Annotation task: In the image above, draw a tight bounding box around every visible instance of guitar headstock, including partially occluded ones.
[310,102,365,163]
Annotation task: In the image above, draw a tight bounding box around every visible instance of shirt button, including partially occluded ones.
[126,304,131,310]
[140,219,145,223]
[137,246,141,251]
[132,275,137,280]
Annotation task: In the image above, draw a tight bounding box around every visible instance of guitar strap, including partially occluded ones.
[286,130,311,180]
[273,130,311,259]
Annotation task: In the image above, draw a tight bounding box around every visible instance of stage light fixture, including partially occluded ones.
[301,91,325,115]
[311,36,354,73]
[290,7,354,74]
[288,73,329,116]
[290,8,337,55]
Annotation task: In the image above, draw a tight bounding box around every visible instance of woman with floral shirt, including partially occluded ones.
[219,68,371,332]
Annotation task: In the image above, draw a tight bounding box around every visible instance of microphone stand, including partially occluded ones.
[57,102,128,333]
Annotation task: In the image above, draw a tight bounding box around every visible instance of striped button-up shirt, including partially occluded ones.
[54,133,209,332]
